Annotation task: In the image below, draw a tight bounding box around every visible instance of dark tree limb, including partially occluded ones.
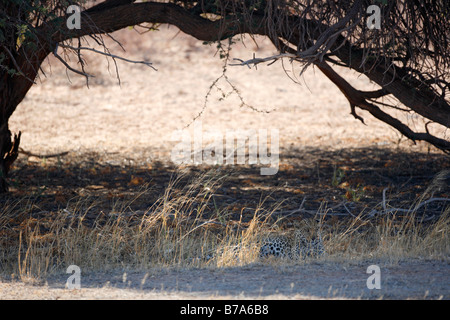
[84,0,136,13]
[314,60,450,153]
[331,42,450,129]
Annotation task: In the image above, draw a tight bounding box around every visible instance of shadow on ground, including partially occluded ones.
[2,146,449,223]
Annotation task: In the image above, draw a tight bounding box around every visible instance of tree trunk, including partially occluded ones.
[0,121,21,193]
[0,61,29,193]
[0,70,13,192]
[0,73,22,192]
[0,29,49,192]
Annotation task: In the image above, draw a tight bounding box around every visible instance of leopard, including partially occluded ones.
[258,229,325,259]
[196,229,325,264]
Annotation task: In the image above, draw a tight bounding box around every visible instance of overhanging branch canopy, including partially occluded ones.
[4,0,450,153]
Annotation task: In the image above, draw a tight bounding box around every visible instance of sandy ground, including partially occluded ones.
[1,260,449,300]
[3,26,449,300]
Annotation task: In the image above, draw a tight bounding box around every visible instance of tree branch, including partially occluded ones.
[296,0,363,61]
[230,53,298,67]
[358,100,450,153]
[46,2,267,43]
[314,60,450,153]
[331,41,450,128]
[84,0,137,13]
[53,45,94,80]
[58,43,157,70]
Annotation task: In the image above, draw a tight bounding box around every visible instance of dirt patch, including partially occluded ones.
[1,260,449,299]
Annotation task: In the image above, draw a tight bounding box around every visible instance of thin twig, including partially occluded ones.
[382,187,388,211]
[59,44,157,71]
[296,0,363,60]
[53,45,94,79]
[230,53,298,68]
[369,197,450,217]
[272,199,355,217]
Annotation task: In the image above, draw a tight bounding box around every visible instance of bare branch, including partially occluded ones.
[358,100,450,153]
[2,0,449,160]
[58,44,157,71]
[230,53,299,68]
[53,45,94,80]
[350,104,366,125]
[296,0,363,60]
[369,197,450,217]
[314,60,450,152]
[358,89,389,99]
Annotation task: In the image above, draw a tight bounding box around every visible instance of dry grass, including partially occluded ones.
[1,169,448,283]
[324,209,450,263]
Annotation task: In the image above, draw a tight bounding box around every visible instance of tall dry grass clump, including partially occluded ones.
[324,170,450,262]
[324,208,449,263]
[0,170,266,280]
